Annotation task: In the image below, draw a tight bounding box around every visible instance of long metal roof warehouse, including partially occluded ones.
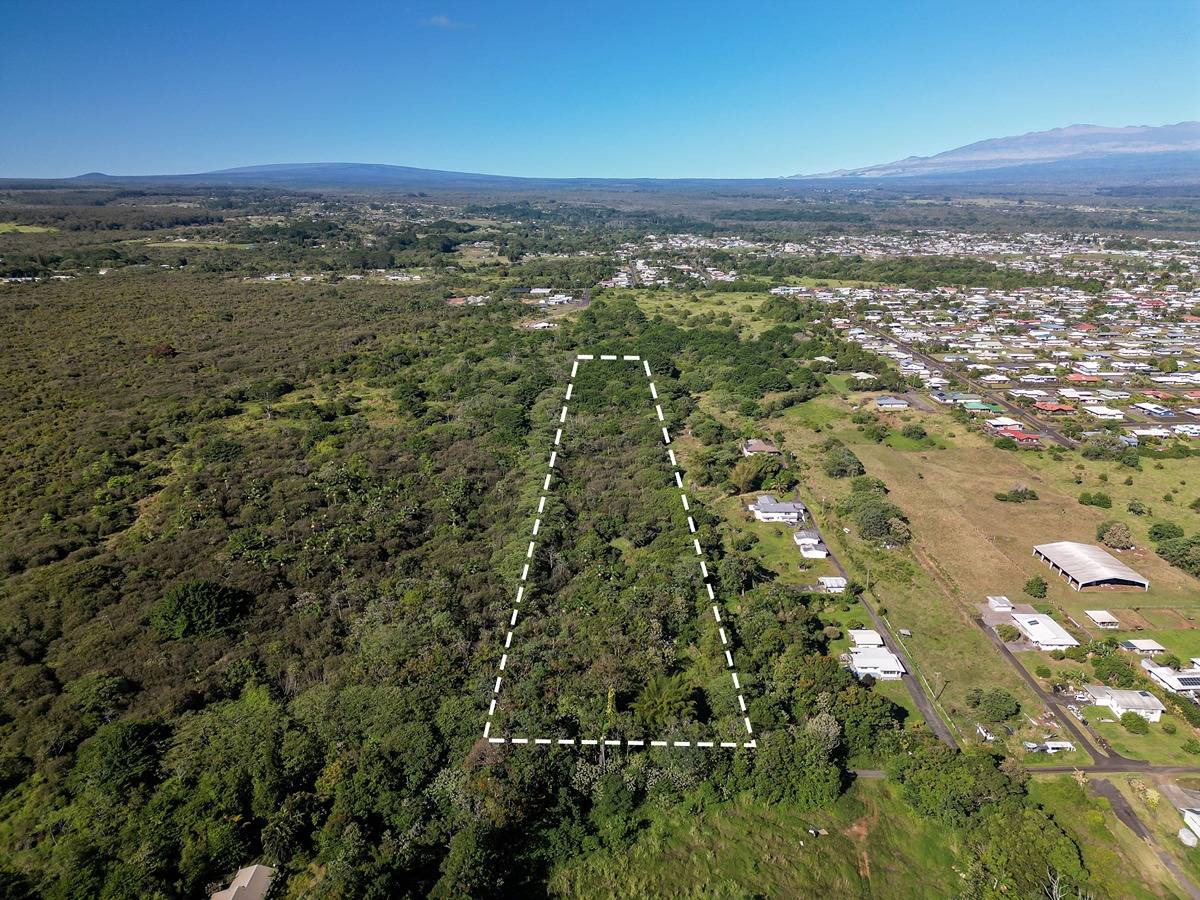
[1033,541,1149,591]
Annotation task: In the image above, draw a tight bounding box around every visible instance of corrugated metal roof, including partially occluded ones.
[1034,541,1149,588]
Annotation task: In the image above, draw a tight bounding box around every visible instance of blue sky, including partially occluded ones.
[2,0,1197,178]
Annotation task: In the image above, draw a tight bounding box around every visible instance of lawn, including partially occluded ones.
[548,779,962,898]
[715,494,841,586]
[1082,706,1199,766]
[781,396,844,431]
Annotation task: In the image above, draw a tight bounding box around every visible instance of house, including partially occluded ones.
[985,416,1023,431]
[1011,612,1079,650]
[741,438,780,456]
[1085,610,1120,629]
[747,495,806,524]
[792,529,828,558]
[212,865,276,900]
[1034,401,1076,415]
[819,576,848,594]
[987,595,1013,612]
[874,395,910,410]
[849,628,885,647]
[849,646,906,680]
[1085,685,1165,722]
[1122,638,1167,654]
[1083,404,1125,421]
[996,427,1043,448]
[1145,665,1200,696]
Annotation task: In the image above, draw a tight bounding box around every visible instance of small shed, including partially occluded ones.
[1085,610,1120,629]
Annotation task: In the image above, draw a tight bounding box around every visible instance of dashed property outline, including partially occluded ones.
[481,352,756,751]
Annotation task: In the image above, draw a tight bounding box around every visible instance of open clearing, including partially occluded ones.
[0,222,56,233]
[549,779,961,899]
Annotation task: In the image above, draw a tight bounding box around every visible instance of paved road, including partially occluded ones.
[1032,762,1200,775]
[972,614,1107,758]
[799,493,958,749]
[855,321,1077,448]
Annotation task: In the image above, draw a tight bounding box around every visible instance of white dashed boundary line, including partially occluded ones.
[481,352,756,751]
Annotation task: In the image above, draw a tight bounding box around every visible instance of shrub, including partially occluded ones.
[1078,491,1112,509]
[1092,655,1137,688]
[1154,653,1182,671]
[1065,645,1089,663]
[1149,521,1184,542]
[994,436,1018,451]
[1127,498,1150,515]
[823,445,864,479]
[1184,739,1200,755]
[1035,665,1052,678]
[1156,534,1200,579]
[1023,575,1048,599]
[977,689,1021,723]
[1120,712,1149,734]
[1098,521,1134,550]
[150,579,249,639]
[996,486,1038,503]
[1049,649,1066,661]
[1163,721,1177,735]
[900,423,927,441]
[996,623,1020,642]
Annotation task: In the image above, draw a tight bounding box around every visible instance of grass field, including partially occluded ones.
[146,239,252,249]
[1082,706,1199,766]
[765,395,1044,738]
[715,494,841,586]
[1107,775,1200,888]
[1029,775,1185,899]
[0,222,56,233]
[617,287,781,335]
[548,779,962,898]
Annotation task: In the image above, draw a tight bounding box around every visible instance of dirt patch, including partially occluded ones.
[842,811,877,879]
[1112,608,1152,630]
[843,814,872,841]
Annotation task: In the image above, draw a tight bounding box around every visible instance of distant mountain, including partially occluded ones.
[70,162,529,189]
[795,121,1200,181]
[29,123,1200,191]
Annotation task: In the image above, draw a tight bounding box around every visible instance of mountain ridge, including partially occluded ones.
[794,121,1200,179]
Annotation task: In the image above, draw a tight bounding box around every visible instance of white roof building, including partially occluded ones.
[849,646,906,680]
[1033,541,1149,591]
[1146,665,1200,696]
[849,629,885,647]
[1085,609,1120,628]
[1011,612,1079,650]
[1083,404,1125,420]
[1085,685,1165,722]
[1122,638,1167,654]
[987,595,1014,611]
[819,576,848,593]
[747,495,806,524]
